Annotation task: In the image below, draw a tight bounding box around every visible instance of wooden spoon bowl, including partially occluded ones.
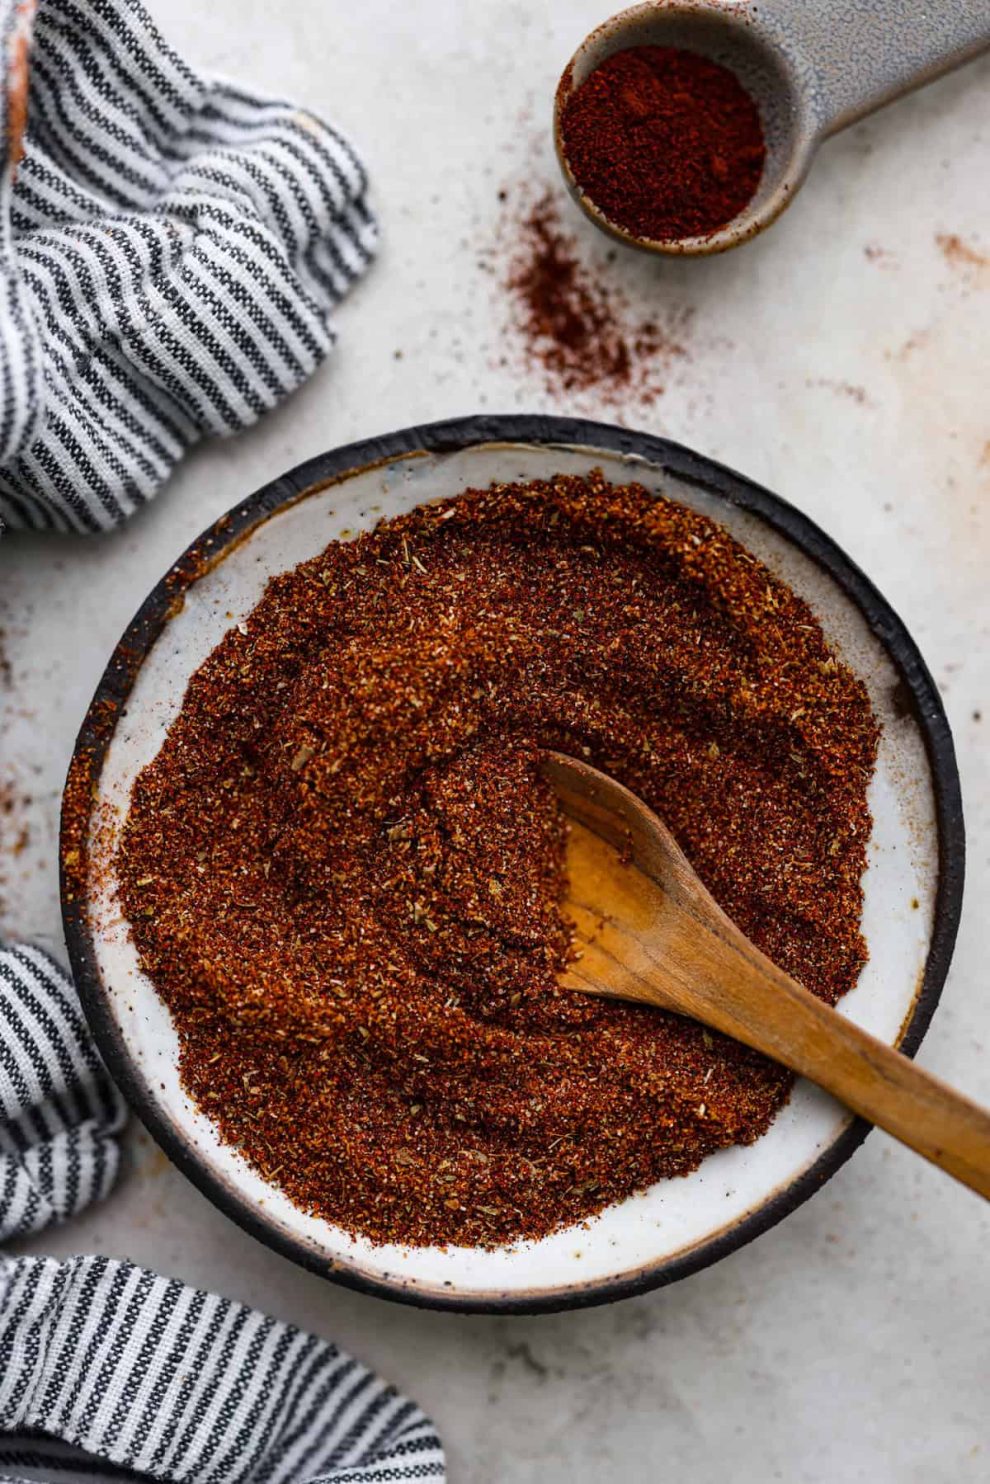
[544,752,990,1200]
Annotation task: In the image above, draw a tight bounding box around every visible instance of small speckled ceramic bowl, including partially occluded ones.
[553,0,990,256]
[61,416,964,1313]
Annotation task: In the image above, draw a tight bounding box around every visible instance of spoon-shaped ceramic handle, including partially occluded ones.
[756,0,990,136]
[550,757,990,1200]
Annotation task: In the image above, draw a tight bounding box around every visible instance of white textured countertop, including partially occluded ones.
[2,3,988,1480]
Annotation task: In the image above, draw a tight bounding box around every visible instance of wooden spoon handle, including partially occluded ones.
[547,755,989,1199]
[656,927,990,1200]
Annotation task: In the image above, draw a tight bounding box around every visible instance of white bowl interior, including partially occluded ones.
[85,441,938,1304]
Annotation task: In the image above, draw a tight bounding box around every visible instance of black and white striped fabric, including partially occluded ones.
[0,0,377,534]
[0,10,436,1476]
[0,945,124,1241]
[0,945,446,1484]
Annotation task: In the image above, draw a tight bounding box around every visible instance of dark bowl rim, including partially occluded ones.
[60,413,965,1315]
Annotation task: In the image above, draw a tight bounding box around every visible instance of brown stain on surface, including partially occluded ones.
[889,327,930,362]
[863,243,898,268]
[936,233,989,272]
[806,378,873,408]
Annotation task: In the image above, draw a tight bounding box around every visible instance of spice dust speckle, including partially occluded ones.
[491,187,691,406]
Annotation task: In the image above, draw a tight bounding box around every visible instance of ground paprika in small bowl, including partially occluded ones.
[559,44,766,244]
[553,0,811,257]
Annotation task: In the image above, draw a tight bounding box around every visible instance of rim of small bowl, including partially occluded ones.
[60,413,965,1314]
[552,0,820,257]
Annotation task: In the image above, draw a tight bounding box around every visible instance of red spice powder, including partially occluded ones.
[560,46,766,242]
[117,474,878,1249]
[0,626,27,925]
[500,189,688,403]
[0,774,31,925]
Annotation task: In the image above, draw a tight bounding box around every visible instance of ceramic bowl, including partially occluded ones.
[61,415,964,1313]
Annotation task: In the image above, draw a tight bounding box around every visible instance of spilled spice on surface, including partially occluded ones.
[0,775,31,922]
[117,473,879,1248]
[497,190,689,404]
[936,232,988,271]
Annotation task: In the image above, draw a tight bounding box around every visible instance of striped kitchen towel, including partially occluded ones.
[0,0,377,534]
[0,944,446,1484]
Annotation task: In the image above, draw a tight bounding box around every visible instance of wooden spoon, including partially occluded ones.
[543,752,990,1199]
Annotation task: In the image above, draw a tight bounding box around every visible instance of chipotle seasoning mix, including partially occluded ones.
[118,474,878,1248]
